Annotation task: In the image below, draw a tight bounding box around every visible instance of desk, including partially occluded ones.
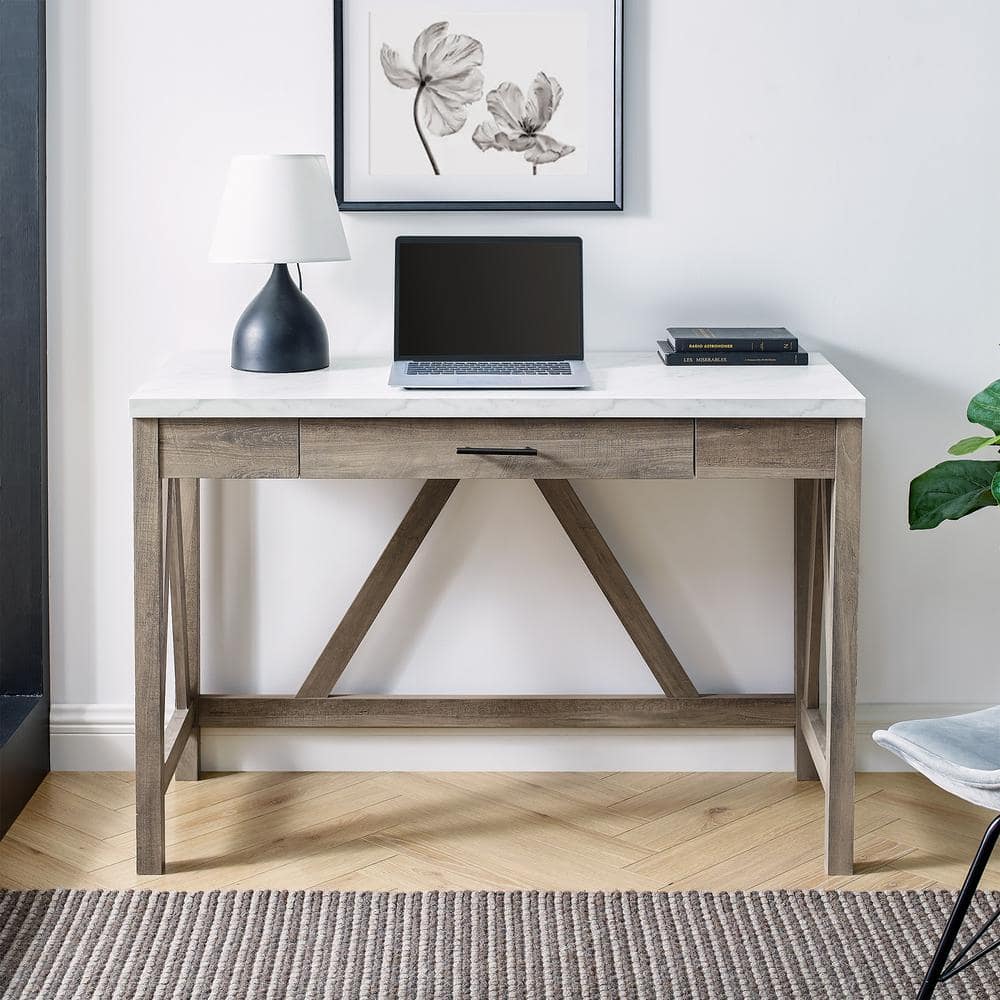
[131,351,865,876]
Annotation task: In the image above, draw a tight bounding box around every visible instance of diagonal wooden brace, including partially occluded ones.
[165,478,201,780]
[534,479,698,698]
[165,479,190,711]
[298,477,697,701]
[794,479,825,781]
[297,479,460,697]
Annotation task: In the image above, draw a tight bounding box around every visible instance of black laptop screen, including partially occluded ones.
[395,238,583,360]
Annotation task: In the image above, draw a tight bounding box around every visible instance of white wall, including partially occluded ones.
[46,0,1000,771]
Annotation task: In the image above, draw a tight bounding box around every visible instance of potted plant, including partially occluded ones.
[910,380,1000,528]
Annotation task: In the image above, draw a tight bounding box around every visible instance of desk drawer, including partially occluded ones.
[300,419,694,479]
[695,419,836,478]
[159,419,299,478]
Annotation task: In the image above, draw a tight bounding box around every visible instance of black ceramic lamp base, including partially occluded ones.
[231,263,330,373]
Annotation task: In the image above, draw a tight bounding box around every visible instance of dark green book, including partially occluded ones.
[658,342,809,366]
[666,327,797,352]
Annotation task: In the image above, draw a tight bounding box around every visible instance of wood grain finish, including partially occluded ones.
[165,481,189,713]
[300,419,694,479]
[807,482,829,720]
[133,419,165,874]
[200,695,795,729]
[165,479,201,782]
[132,411,864,877]
[536,480,698,698]
[159,419,298,479]
[176,479,200,781]
[696,420,836,478]
[799,705,828,787]
[793,480,822,782]
[297,480,459,698]
[0,771,990,892]
[161,709,194,794]
[826,418,862,874]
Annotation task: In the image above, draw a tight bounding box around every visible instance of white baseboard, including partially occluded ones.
[50,703,134,734]
[48,702,989,773]
[50,704,136,771]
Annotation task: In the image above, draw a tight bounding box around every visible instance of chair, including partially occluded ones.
[873,707,1000,999]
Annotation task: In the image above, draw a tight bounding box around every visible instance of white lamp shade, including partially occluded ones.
[209,154,350,264]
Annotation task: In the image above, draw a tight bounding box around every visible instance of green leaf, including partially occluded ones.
[909,460,1000,529]
[967,380,1000,433]
[992,471,1000,506]
[948,434,1000,455]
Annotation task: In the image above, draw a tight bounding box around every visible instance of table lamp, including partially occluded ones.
[209,154,350,372]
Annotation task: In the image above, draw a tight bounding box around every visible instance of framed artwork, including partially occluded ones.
[333,0,623,211]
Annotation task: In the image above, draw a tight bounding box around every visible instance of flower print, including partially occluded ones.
[472,72,575,174]
[380,22,484,175]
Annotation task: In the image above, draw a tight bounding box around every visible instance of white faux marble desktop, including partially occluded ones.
[129,351,865,420]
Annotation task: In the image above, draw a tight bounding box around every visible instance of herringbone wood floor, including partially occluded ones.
[0,772,995,891]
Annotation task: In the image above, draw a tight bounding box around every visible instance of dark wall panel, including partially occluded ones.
[0,0,49,836]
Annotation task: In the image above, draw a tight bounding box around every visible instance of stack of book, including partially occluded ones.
[657,327,808,366]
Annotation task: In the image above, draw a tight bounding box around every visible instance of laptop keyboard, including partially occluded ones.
[406,361,573,376]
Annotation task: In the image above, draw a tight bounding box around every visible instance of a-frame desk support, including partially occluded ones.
[133,410,861,877]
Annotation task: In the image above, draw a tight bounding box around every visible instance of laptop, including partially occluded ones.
[388,236,591,389]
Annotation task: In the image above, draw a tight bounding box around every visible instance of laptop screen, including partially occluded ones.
[395,237,583,360]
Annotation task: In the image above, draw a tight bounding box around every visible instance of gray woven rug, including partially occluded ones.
[1,889,999,998]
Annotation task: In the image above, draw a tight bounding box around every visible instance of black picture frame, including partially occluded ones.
[333,0,623,212]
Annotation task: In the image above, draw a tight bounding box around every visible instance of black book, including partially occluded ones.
[658,342,809,366]
[666,327,797,352]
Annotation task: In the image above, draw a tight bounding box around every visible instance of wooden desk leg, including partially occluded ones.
[793,479,821,782]
[134,418,166,875]
[175,479,201,780]
[826,418,862,875]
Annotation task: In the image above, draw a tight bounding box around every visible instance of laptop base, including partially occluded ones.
[388,360,592,390]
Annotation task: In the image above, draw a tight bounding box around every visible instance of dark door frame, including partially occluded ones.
[0,0,49,837]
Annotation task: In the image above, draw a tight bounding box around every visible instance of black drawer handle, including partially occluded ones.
[456,446,538,456]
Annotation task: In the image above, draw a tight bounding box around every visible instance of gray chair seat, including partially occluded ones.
[875,709,1000,996]
[873,706,1000,811]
